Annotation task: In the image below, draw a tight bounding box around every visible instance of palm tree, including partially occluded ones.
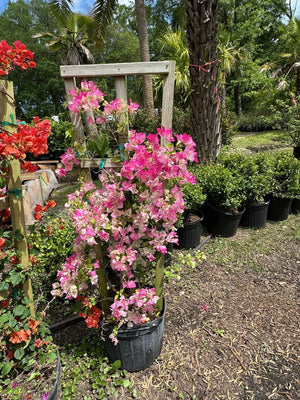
[135,0,154,118]
[49,0,155,117]
[217,31,244,108]
[34,10,100,140]
[185,0,221,163]
[158,28,191,103]
[278,17,300,96]
[34,12,96,65]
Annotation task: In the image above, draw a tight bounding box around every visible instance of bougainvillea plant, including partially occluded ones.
[53,81,198,343]
[0,40,57,398]
[0,39,36,77]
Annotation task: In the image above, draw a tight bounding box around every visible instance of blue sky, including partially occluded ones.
[0,0,298,18]
[0,0,132,14]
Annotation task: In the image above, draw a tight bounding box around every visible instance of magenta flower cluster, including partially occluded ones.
[68,80,105,113]
[53,82,198,333]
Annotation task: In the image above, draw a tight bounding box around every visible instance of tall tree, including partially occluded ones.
[278,17,300,96]
[186,0,221,163]
[0,0,65,119]
[135,0,154,117]
[50,0,155,117]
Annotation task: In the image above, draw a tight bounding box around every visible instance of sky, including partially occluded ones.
[0,0,299,18]
[0,0,132,14]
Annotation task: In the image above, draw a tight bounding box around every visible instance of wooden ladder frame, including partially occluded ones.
[60,61,176,153]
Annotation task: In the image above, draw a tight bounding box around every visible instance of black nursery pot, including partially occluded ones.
[103,301,166,372]
[177,212,203,249]
[267,196,293,221]
[240,200,269,229]
[290,197,300,214]
[203,203,245,238]
[293,146,300,160]
[46,356,61,400]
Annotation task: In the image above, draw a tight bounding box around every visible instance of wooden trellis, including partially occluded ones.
[60,61,176,168]
[0,80,34,316]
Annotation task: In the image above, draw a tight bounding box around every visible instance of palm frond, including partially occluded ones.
[49,0,73,26]
[92,0,118,41]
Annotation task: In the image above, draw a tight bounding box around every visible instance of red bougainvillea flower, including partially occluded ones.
[46,200,56,208]
[0,237,6,250]
[0,39,36,75]
[21,161,38,172]
[33,212,42,221]
[10,255,19,264]
[35,338,42,348]
[0,117,51,160]
[0,298,10,308]
[28,318,41,334]
[34,204,43,213]
[9,329,31,343]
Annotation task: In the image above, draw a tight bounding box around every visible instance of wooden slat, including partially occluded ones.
[80,158,121,169]
[60,61,174,78]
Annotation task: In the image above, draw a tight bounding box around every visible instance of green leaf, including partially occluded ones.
[1,362,12,375]
[9,270,23,287]
[14,347,24,360]
[111,359,121,370]
[47,351,58,363]
[13,305,27,317]
[28,371,41,382]
[0,314,9,324]
[0,282,9,292]
[122,379,130,388]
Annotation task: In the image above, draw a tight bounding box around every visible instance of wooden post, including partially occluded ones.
[1,80,34,316]
[115,76,128,159]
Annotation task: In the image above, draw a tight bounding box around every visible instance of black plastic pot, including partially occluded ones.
[291,197,300,214]
[267,197,293,221]
[293,146,300,160]
[103,301,165,372]
[240,200,269,229]
[177,212,203,249]
[46,356,61,400]
[202,203,245,238]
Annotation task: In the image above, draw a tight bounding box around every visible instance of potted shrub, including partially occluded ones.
[222,153,272,229]
[194,163,246,237]
[52,83,198,371]
[176,182,206,249]
[268,151,300,221]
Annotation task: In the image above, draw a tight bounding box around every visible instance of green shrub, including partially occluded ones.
[182,182,206,213]
[268,152,300,198]
[193,163,246,211]
[28,215,76,278]
[220,152,272,204]
[271,98,300,147]
[237,113,279,132]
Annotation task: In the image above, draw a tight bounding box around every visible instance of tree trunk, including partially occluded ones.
[135,0,155,119]
[234,84,242,116]
[186,0,221,164]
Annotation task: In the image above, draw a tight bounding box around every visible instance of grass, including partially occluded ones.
[230,130,291,153]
